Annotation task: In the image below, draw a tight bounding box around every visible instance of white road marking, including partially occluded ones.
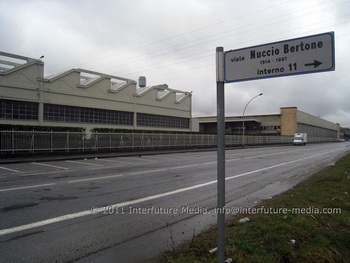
[170,164,198,169]
[20,170,72,177]
[226,149,298,162]
[93,158,134,164]
[118,156,156,164]
[0,166,22,173]
[140,155,175,161]
[129,168,167,175]
[68,174,124,183]
[31,162,69,170]
[203,161,216,165]
[0,183,56,193]
[65,160,104,167]
[0,148,343,236]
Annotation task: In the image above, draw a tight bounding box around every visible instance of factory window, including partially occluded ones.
[44,104,133,126]
[261,126,280,131]
[137,113,189,129]
[0,99,38,120]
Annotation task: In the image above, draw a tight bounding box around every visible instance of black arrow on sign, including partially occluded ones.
[305,60,322,68]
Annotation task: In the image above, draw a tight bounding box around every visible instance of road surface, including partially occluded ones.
[0,142,349,262]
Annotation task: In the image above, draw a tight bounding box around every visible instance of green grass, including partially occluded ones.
[156,154,350,263]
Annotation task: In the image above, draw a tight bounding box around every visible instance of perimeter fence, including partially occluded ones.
[0,130,335,154]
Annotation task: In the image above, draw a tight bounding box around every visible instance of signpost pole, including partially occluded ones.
[216,46,225,262]
[214,32,334,263]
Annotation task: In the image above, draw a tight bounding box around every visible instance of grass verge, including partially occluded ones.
[156,154,350,263]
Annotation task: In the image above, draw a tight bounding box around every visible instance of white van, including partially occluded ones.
[293,133,307,146]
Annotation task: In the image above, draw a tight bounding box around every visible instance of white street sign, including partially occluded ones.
[224,32,335,83]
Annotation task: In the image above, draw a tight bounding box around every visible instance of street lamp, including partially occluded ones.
[242,93,263,147]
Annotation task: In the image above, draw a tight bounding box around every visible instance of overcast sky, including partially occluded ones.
[1,0,349,127]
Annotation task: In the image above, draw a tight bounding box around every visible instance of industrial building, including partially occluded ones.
[193,107,341,141]
[0,51,347,143]
[0,51,192,132]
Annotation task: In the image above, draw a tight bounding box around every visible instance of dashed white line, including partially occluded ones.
[0,183,56,193]
[0,166,22,173]
[129,168,167,175]
[65,160,104,167]
[170,164,198,169]
[96,159,133,164]
[203,161,216,165]
[31,162,69,170]
[68,174,124,183]
[20,170,72,177]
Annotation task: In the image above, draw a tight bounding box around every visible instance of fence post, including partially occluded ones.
[12,129,14,154]
[160,133,162,148]
[66,131,69,152]
[110,133,112,150]
[32,130,35,153]
[120,134,123,149]
[83,131,85,151]
[142,132,144,149]
[151,132,154,149]
[132,132,134,150]
[95,132,98,150]
[51,130,53,152]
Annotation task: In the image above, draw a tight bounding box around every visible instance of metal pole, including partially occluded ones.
[216,46,225,263]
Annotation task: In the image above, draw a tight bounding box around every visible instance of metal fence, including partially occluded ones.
[0,130,335,154]
[0,130,295,154]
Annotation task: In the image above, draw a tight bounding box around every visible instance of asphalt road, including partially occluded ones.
[0,142,349,263]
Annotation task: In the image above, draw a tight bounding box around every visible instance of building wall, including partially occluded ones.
[194,107,340,141]
[280,107,297,136]
[0,51,192,132]
[296,109,339,139]
[296,111,338,131]
[194,114,281,135]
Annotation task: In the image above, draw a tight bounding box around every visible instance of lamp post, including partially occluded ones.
[242,93,263,147]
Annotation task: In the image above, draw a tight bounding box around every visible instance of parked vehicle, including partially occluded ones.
[293,133,307,146]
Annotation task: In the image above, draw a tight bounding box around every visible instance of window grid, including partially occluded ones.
[44,104,133,126]
[0,99,39,120]
[137,113,189,129]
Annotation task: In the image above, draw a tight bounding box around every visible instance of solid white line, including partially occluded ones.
[203,161,216,165]
[31,162,69,170]
[0,183,56,193]
[0,148,343,236]
[68,174,124,183]
[65,160,104,167]
[129,168,167,175]
[0,166,22,173]
[170,164,198,169]
[0,180,215,237]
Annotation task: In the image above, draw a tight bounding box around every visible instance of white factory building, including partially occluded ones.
[0,51,192,132]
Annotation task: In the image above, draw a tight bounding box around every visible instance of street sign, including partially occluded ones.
[224,32,335,83]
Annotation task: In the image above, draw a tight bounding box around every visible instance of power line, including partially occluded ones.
[134,20,350,80]
[47,0,350,80]
[108,7,350,77]
[48,0,294,75]
[90,0,349,71]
